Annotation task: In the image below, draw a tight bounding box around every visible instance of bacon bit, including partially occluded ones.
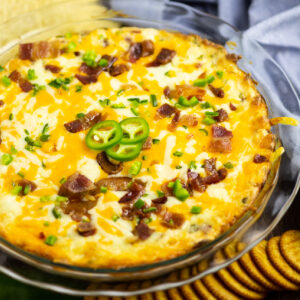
[142,136,152,150]
[161,182,174,197]
[162,212,185,229]
[163,86,171,98]
[198,72,206,79]
[19,79,33,92]
[74,51,81,56]
[64,110,102,133]
[19,43,33,60]
[0,100,4,107]
[212,125,233,138]
[59,172,96,200]
[169,84,205,100]
[147,48,176,67]
[157,103,176,117]
[9,70,21,82]
[45,64,61,73]
[226,53,242,63]
[119,180,145,203]
[95,177,132,192]
[39,232,45,239]
[109,64,129,77]
[179,114,198,127]
[230,103,237,111]
[77,222,97,237]
[210,125,233,153]
[128,40,154,62]
[253,154,268,163]
[79,63,102,76]
[167,110,181,132]
[101,55,117,70]
[16,179,37,196]
[208,84,224,98]
[150,160,159,166]
[75,74,98,85]
[134,222,153,240]
[214,109,228,122]
[152,196,168,205]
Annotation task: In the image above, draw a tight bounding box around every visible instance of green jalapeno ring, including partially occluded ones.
[85,120,123,150]
[105,142,142,162]
[119,117,149,145]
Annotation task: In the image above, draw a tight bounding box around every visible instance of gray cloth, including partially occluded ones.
[173,0,300,97]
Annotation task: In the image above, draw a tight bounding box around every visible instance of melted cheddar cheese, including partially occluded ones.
[0,28,275,268]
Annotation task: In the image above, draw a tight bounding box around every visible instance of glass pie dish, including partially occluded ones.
[0,0,299,296]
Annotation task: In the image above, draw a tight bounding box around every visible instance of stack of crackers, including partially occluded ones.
[86,230,300,300]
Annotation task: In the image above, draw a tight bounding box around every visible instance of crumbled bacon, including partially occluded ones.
[214,109,228,122]
[61,199,97,222]
[0,100,4,107]
[212,125,233,138]
[9,70,21,82]
[58,172,96,200]
[64,110,102,133]
[75,74,98,85]
[17,179,37,196]
[19,43,33,60]
[9,70,33,93]
[157,103,176,117]
[101,55,117,70]
[45,64,61,73]
[168,110,181,132]
[147,48,176,67]
[39,232,45,239]
[142,136,152,150]
[119,180,145,203]
[226,53,242,63]
[128,40,154,62]
[109,64,129,77]
[208,84,224,98]
[79,63,102,76]
[95,177,132,192]
[19,41,60,61]
[169,84,205,100]
[253,154,268,163]
[77,222,97,237]
[161,212,185,229]
[230,103,237,111]
[163,86,171,98]
[179,114,198,127]
[152,196,168,205]
[134,222,153,240]
[96,152,123,175]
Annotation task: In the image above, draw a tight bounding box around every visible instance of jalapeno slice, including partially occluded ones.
[105,142,142,161]
[120,117,149,144]
[85,120,122,150]
[178,96,199,107]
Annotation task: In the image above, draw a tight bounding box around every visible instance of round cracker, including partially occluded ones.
[237,242,282,290]
[167,287,184,300]
[250,240,299,290]
[223,243,268,293]
[280,230,300,273]
[154,290,169,300]
[216,250,266,299]
[202,274,241,300]
[140,281,155,300]
[268,236,300,285]
[179,268,199,300]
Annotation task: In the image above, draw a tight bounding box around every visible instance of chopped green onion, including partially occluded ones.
[98,58,108,67]
[45,235,57,246]
[1,153,13,165]
[32,84,45,96]
[40,134,50,142]
[11,185,22,195]
[189,161,197,169]
[143,207,157,213]
[112,215,119,222]
[82,50,97,67]
[202,117,216,125]
[52,207,62,219]
[41,161,46,168]
[199,128,208,136]
[23,184,31,195]
[152,138,160,144]
[100,186,107,193]
[76,112,85,119]
[40,195,51,202]
[216,70,224,79]
[156,190,165,197]
[17,171,25,178]
[168,182,175,188]
[134,199,145,209]
[142,155,147,161]
[75,85,82,92]
[2,76,11,87]
[27,69,37,80]
[99,98,110,106]
[173,151,183,157]
[56,196,68,202]
[116,89,124,96]
[172,179,189,201]
[224,162,234,169]
[206,75,215,84]
[150,94,157,107]
[111,103,126,109]
[205,111,219,117]
[0,66,4,72]
[144,217,153,224]
[67,41,76,52]
[193,78,206,87]
[24,129,30,135]
[43,221,50,227]
[200,101,212,109]
[190,206,202,214]
[59,177,66,184]
[42,123,49,134]
[8,113,13,120]
[10,146,17,155]
[130,107,139,116]
[65,32,72,39]
[175,165,182,169]
[129,161,142,176]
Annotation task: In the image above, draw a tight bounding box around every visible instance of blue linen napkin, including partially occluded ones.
[173,0,300,97]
